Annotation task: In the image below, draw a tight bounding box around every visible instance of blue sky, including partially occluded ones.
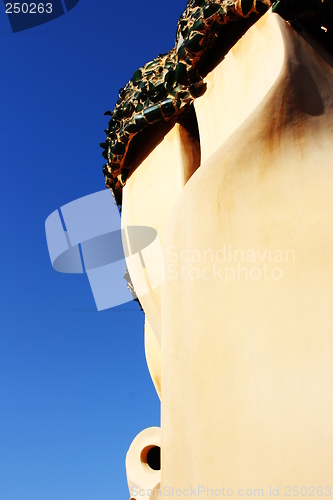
[0,1,185,498]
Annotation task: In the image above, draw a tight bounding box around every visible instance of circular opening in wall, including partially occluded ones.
[140,445,161,471]
[147,446,161,470]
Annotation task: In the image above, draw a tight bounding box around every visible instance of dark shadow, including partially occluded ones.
[199,17,260,77]
[299,21,333,69]
[146,446,161,471]
[294,65,324,116]
[178,105,201,184]
[124,119,175,174]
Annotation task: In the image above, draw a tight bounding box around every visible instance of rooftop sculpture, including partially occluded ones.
[101,0,332,205]
[100,2,333,497]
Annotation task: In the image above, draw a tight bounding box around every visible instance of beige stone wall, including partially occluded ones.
[121,122,200,349]
[123,10,333,498]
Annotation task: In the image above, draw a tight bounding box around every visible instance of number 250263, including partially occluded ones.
[5,3,53,14]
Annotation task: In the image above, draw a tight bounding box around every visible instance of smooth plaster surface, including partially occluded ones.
[123,10,333,497]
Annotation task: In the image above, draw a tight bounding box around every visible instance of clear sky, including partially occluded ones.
[0,1,185,498]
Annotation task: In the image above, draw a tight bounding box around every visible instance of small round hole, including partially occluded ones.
[146,446,161,470]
